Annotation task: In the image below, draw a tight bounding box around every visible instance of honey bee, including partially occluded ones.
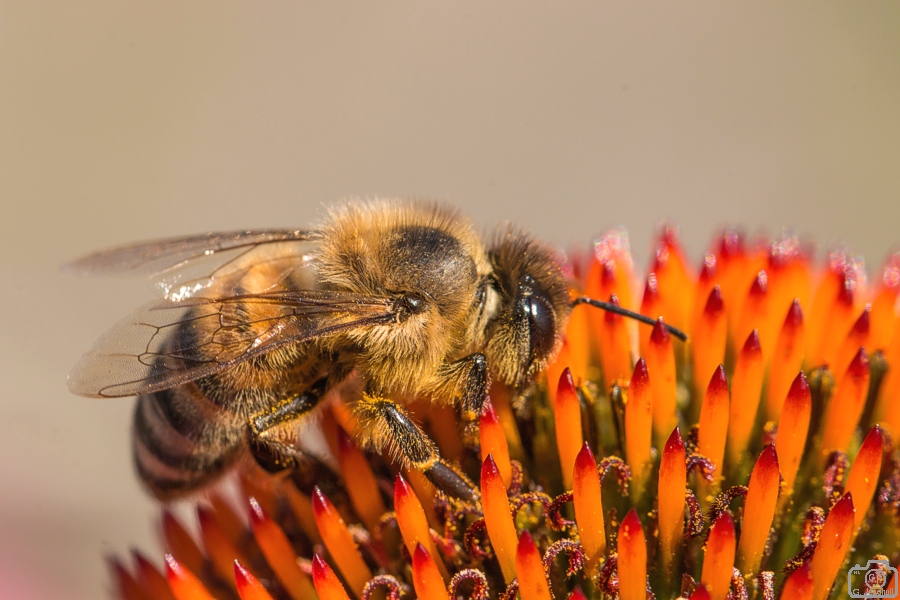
[68,199,684,501]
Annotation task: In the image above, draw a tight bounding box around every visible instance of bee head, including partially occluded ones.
[485,229,571,388]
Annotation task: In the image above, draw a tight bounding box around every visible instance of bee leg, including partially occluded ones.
[354,394,478,501]
[248,379,326,473]
[434,353,490,420]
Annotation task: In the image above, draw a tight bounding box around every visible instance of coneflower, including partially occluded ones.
[110,225,899,600]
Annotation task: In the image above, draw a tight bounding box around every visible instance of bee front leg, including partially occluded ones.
[433,353,490,420]
[248,379,326,473]
[354,394,478,501]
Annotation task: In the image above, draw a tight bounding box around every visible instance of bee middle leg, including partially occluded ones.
[354,394,478,501]
[248,379,327,473]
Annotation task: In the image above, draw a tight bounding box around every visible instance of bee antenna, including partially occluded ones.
[571,296,688,342]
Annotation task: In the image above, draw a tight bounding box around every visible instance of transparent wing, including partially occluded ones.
[69,290,395,398]
[65,229,324,300]
[65,229,321,276]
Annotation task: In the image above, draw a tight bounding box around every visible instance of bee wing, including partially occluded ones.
[65,229,321,276]
[65,229,324,300]
[69,290,395,398]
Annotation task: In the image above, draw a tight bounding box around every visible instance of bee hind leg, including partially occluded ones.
[354,394,478,501]
[248,379,326,473]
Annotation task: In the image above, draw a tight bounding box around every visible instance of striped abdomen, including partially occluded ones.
[132,384,245,500]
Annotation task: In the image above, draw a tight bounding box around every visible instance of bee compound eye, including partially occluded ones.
[525,295,556,361]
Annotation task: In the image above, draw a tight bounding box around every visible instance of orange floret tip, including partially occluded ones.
[693,286,727,393]
[658,427,686,577]
[625,358,652,494]
[617,509,647,600]
[735,271,770,358]
[109,557,148,600]
[870,252,900,349]
[248,496,317,600]
[648,316,677,445]
[161,510,205,578]
[311,487,372,595]
[566,587,588,600]
[844,426,885,532]
[198,505,247,589]
[394,474,448,580]
[727,329,764,466]
[336,425,386,532]
[835,307,871,382]
[132,550,176,600]
[780,561,814,600]
[311,555,352,600]
[555,367,584,489]
[650,223,694,328]
[821,347,870,455]
[573,442,606,567]
[164,553,216,600]
[412,544,451,600]
[479,398,512,488]
[639,275,661,354]
[516,531,552,600]
[697,365,730,479]
[737,445,779,576]
[598,294,635,386]
[774,371,812,494]
[766,299,805,421]
[690,584,712,600]
[700,512,735,600]
[704,284,725,315]
[810,493,855,600]
[234,560,275,600]
[481,454,518,583]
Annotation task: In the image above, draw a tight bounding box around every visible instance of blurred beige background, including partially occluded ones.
[1,2,899,598]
